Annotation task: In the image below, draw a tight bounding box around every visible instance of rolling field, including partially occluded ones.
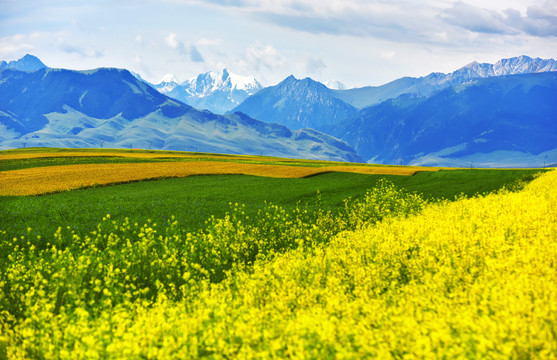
[0,148,436,196]
[0,148,554,359]
[0,148,540,241]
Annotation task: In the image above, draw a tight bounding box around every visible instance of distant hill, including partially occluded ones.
[336,72,557,167]
[331,55,557,109]
[0,65,361,162]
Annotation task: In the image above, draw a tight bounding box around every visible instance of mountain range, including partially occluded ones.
[224,55,557,167]
[0,60,361,162]
[338,72,557,167]
[231,56,557,130]
[332,55,557,109]
[151,69,263,114]
[1,54,556,167]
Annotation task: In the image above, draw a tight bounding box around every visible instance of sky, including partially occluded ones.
[1,0,556,88]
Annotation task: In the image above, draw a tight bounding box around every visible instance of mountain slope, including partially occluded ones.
[337,72,557,167]
[0,66,361,162]
[231,75,358,134]
[0,67,174,134]
[333,55,557,109]
[153,69,263,114]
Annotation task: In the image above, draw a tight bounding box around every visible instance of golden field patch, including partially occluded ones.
[0,161,431,196]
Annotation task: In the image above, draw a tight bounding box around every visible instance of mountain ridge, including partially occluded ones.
[231,75,358,134]
[0,54,47,72]
[0,65,361,162]
[336,72,557,167]
[332,55,557,109]
[3,54,555,167]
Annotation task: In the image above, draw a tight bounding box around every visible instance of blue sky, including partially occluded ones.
[1,0,556,87]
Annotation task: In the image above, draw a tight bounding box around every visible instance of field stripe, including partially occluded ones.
[0,161,435,196]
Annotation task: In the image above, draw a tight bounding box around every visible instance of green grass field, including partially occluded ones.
[0,167,542,241]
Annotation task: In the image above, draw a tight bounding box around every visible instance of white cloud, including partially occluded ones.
[184,0,441,42]
[380,51,396,60]
[441,2,519,35]
[58,40,104,58]
[297,54,326,75]
[186,0,557,42]
[441,1,557,37]
[246,43,285,71]
[164,32,205,63]
[0,34,34,57]
[197,38,222,46]
[513,0,557,37]
[164,33,180,49]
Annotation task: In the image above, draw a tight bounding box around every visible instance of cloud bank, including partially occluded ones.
[442,1,557,37]
[188,0,557,41]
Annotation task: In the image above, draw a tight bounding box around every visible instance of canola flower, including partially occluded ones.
[0,171,555,359]
[0,161,431,196]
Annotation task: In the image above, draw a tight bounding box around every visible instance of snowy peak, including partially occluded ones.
[228,72,262,92]
[492,56,557,75]
[0,54,47,72]
[156,73,179,93]
[153,69,263,114]
[452,55,557,80]
[185,68,262,96]
[159,73,178,84]
[433,55,557,88]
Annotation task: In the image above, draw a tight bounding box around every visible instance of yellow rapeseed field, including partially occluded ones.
[0,161,430,196]
[1,166,555,358]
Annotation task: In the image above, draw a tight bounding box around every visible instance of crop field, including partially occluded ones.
[0,148,438,196]
[0,148,554,359]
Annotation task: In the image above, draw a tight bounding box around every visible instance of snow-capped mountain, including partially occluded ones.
[184,69,261,96]
[0,54,47,72]
[332,55,557,109]
[0,62,361,162]
[231,75,358,134]
[153,69,263,114]
[439,55,557,86]
[155,73,179,93]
